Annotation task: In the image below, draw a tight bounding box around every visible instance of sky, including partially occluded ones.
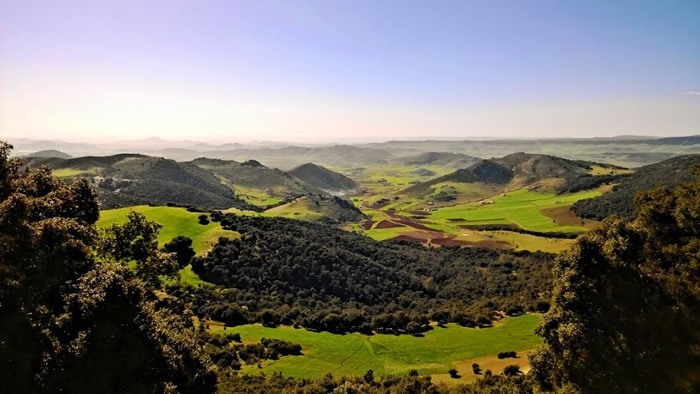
[1,0,699,143]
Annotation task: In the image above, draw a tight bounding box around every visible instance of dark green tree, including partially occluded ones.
[531,172,700,393]
[0,141,215,393]
[164,236,196,268]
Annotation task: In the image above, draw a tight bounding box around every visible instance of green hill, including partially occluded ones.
[572,154,700,219]
[405,153,620,198]
[27,154,244,210]
[288,163,359,193]
[190,158,316,206]
[264,194,365,223]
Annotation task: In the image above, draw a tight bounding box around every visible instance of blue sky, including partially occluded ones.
[1,0,698,142]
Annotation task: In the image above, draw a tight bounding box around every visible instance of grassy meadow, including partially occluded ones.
[212,314,541,381]
[98,206,240,286]
[98,205,239,254]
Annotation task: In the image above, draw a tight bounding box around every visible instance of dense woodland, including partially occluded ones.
[179,214,553,334]
[572,154,700,219]
[3,140,699,393]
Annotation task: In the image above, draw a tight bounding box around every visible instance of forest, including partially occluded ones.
[179,214,553,334]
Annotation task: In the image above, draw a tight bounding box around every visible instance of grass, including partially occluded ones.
[486,231,575,253]
[98,205,239,254]
[215,314,542,380]
[51,167,97,178]
[427,188,600,233]
[234,185,284,206]
[263,197,325,221]
[98,206,240,286]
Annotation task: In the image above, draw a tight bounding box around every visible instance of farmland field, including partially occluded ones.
[425,188,601,233]
[212,314,542,382]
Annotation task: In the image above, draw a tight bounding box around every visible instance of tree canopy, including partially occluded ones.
[531,170,700,393]
[0,142,215,393]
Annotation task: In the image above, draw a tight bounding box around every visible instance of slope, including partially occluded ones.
[26,154,244,210]
[288,163,359,194]
[572,154,700,219]
[190,158,316,206]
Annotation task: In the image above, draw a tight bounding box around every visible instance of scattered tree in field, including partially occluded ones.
[363,369,374,383]
[497,351,517,359]
[198,214,210,225]
[448,368,460,378]
[531,171,700,393]
[503,365,521,377]
[164,235,196,268]
[472,363,481,374]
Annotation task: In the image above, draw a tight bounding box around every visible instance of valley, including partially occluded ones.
[8,139,700,392]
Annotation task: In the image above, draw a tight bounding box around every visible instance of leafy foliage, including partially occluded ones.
[572,154,700,219]
[0,142,215,393]
[531,173,700,393]
[178,214,554,334]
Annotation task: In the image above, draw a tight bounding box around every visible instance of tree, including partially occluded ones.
[503,365,521,377]
[363,369,374,383]
[0,141,215,393]
[472,363,481,374]
[448,368,460,378]
[531,173,700,393]
[164,236,196,268]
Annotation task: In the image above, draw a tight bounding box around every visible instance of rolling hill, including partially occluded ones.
[264,194,366,223]
[26,154,245,210]
[26,149,72,159]
[405,153,620,198]
[395,152,480,168]
[190,158,317,206]
[288,163,359,194]
[572,154,700,219]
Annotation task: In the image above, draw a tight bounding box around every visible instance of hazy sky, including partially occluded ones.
[1,0,699,142]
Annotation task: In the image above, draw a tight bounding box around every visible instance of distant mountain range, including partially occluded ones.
[8,135,699,169]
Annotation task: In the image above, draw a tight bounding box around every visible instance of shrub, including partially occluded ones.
[472,363,481,374]
[503,365,521,376]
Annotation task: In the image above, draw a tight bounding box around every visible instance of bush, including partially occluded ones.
[503,365,521,377]
[472,363,481,374]
[448,368,460,378]
[497,351,517,359]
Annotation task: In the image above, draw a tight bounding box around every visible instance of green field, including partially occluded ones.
[216,314,541,380]
[426,188,600,233]
[51,167,98,178]
[98,205,239,254]
[98,206,240,286]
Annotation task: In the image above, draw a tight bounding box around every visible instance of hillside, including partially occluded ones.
[263,194,366,223]
[190,158,315,206]
[26,149,72,159]
[187,213,554,334]
[288,163,359,193]
[394,152,480,168]
[405,153,618,198]
[572,154,700,219]
[26,154,244,210]
[492,152,594,185]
